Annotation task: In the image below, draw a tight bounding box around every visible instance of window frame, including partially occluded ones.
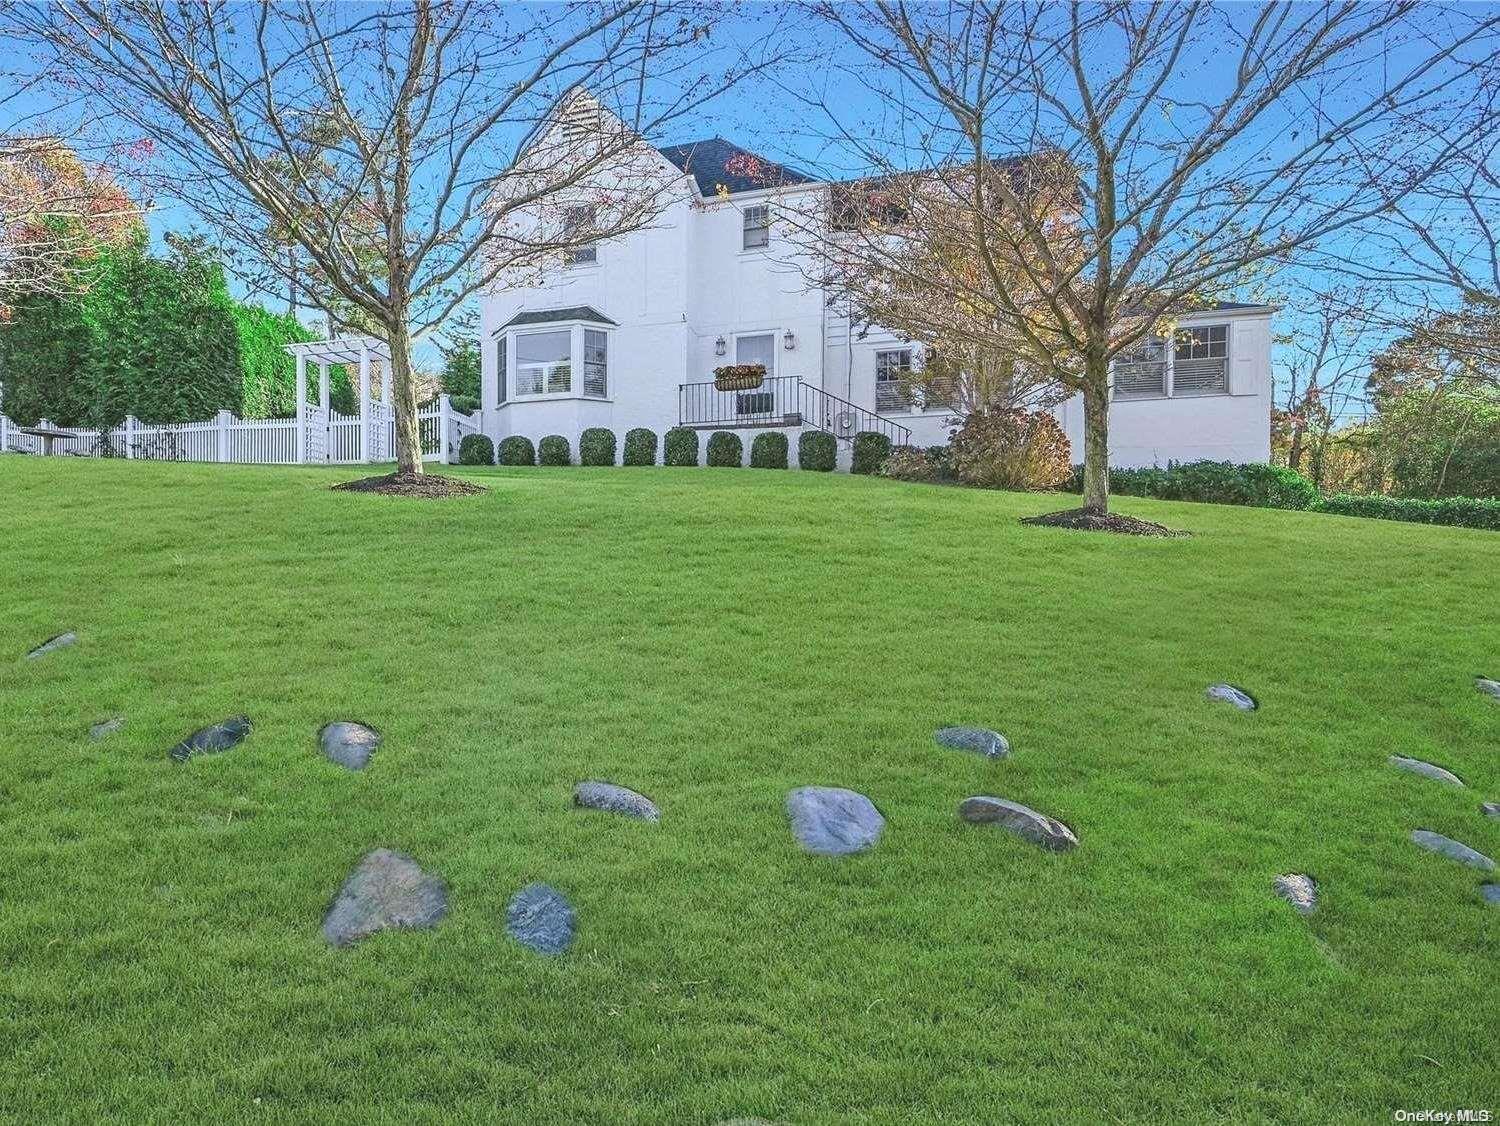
[563,204,599,268]
[495,320,614,405]
[1111,322,1232,400]
[733,330,777,377]
[875,348,914,413]
[742,204,770,251]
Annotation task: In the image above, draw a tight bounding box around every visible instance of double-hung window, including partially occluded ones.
[742,204,769,250]
[564,205,597,266]
[583,329,608,397]
[496,336,507,404]
[1113,337,1168,399]
[875,349,912,413]
[515,329,572,395]
[1172,325,1229,395]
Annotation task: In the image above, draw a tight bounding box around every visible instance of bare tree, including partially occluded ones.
[785,1,1497,513]
[16,0,781,477]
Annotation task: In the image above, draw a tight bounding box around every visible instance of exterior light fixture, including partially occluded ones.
[714,335,727,356]
[783,330,797,351]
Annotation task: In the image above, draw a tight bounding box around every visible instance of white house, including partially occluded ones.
[480,122,1273,468]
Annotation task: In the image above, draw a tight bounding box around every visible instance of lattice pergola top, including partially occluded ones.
[284,336,391,365]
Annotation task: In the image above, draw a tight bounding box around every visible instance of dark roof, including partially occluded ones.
[501,305,617,329]
[1205,301,1274,312]
[656,137,816,197]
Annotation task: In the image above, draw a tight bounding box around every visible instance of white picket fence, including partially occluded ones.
[0,395,481,467]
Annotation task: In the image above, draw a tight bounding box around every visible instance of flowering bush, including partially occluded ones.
[949,408,1072,491]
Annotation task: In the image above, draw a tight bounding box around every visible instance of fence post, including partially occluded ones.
[216,409,232,462]
[439,393,452,465]
[124,415,136,459]
[0,413,7,453]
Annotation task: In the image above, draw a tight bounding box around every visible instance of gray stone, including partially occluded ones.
[25,631,76,659]
[320,721,381,770]
[1477,677,1500,701]
[1388,755,1465,787]
[322,849,448,947]
[934,726,1010,760]
[1482,884,1500,907]
[958,795,1079,852]
[573,781,659,822]
[169,715,251,763]
[1482,802,1500,819]
[1273,873,1318,915]
[89,716,124,741]
[785,787,885,856]
[1206,683,1257,710]
[506,883,575,955]
[1410,830,1496,871]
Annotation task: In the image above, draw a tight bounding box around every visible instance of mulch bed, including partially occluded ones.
[332,472,486,498]
[1020,507,1188,537]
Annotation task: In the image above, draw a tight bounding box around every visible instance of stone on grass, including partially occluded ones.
[958,796,1078,852]
[25,632,76,660]
[785,787,885,856]
[89,716,124,741]
[1482,802,1500,819]
[1482,884,1500,907]
[1205,683,1257,711]
[1388,756,1465,787]
[1409,830,1495,871]
[320,721,381,770]
[1476,676,1500,701]
[934,726,1010,760]
[573,781,659,822]
[322,849,447,947]
[169,715,252,763]
[1273,873,1318,915]
[506,883,575,955]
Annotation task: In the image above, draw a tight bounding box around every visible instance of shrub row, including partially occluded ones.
[459,426,847,471]
[1312,494,1500,530]
[1067,460,1321,510]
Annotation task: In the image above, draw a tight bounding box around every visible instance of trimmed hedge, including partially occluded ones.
[457,433,493,466]
[497,435,536,466]
[579,427,616,466]
[706,431,743,467]
[664,426,699,467]
[851,430,893,475]
[1070,460,1320,510]
[798,430,837,472]
[623,427,657,466]
[750,431,788,469]
[1313,494,1500,530]
[539,434,571,466]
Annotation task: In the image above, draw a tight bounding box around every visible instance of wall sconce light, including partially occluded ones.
[783,330,797,351]
[714,335,727,356]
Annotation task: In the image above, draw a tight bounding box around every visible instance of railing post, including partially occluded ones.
[124,415,136,458]
[439,393,451,465]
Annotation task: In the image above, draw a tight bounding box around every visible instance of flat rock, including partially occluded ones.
[785,787,885,856]
[25,632,76,659]
[322,849,448,947]
[959,795,1078,852]
[170,715,251,763]
[934,726,1010,760]
[89,716,125,740]
[1205,683,1256,710]
[1388,755,1464,787]
[1482,884,1500,907]
[320,721,381,770]
[1273,873,1318,915]
[1477,677,1500,701]
[573,781,659,822]
[506,883,575,955]
[1410,830,1495,871]
[1482,802,1500,819]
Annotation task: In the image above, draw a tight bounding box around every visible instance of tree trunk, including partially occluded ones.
[1081,365,1110,514]
[386,319,424,477]
[1287,421,1304,471]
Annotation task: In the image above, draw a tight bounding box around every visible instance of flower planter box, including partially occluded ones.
[714,364,766,392]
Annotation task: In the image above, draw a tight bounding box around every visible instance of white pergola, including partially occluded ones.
[284,335,393,463]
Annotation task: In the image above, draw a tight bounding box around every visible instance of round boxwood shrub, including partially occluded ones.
[798,430,837,472]
[539,434,571,466]
[750,431,789,469]
[623,427,657,466]
[663,426,699,467]
[497,435,536,466]
[851,430,893,475]
[579,427,617,466]
[706,431,743,467]
[457,433,494,466]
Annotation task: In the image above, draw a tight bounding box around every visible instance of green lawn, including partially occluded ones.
[2,457,1496,1123]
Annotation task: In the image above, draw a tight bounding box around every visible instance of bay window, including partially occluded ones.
[584,329,608,397]
[515,329,572,395]
[495,314,613,402]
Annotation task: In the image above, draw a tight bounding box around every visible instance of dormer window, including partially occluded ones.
[742,204,770,250]
[564,205,597,266]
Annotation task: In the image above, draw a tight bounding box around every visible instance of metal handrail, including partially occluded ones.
[678,376,912,447]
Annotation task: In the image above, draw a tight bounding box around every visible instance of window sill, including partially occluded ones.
[563,260,600,272]
[738,247,771,257]
[1113,390,1230,402]
[499,393,613,406]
